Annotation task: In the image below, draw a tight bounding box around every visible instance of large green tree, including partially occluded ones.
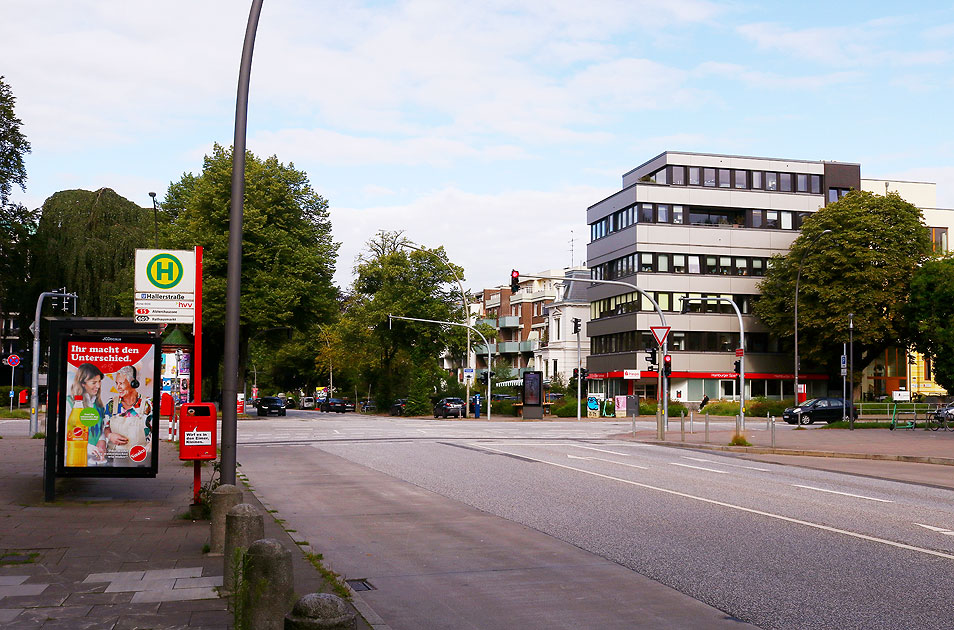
[163,144,339,398]
[29,188,151,316]
[905,255,954,391]
[338,230,467,407]
[0,75,33,315]
[754,191,932,390]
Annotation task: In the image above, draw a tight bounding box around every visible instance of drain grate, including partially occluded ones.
[346,578,375,591]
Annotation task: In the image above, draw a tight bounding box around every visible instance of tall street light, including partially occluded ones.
[794,228,832,413]
[148,192,159,248]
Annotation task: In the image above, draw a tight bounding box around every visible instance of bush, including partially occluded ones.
[747,397,793,417]
[703,400,740,415]
[552,399,579,417]
[492,401,518,416]
[639,399,689,417]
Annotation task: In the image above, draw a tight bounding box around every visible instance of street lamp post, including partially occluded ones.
[849,313,855,430]
[148,192,159,248]
[794,229,833,412]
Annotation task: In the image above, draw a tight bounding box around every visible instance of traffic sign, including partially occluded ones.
[841,354,847,368]
[650,326,671,346]
[135,249,196,293]
[735,348,744,357]
[7,354,20,367]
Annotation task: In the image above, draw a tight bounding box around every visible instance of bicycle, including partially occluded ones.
[927,411,954,431]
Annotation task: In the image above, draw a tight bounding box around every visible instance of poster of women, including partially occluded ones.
[64,340,156,469]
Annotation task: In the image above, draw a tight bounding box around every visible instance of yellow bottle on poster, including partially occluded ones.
[66,395,89,467]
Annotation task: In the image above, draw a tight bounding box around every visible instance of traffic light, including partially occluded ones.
[733,360,741,376]
[580,368,588,380]
[645,348,657,367]
[572,318,581,334]
[510,269,520,293]
[663,354,672,377]
[572,368,579,380]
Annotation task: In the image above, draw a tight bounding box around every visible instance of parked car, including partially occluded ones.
[322,398,349,413]
[257,396,286,417]
[933,401,954,422]
[342,399,356,413]
[301,396,316,409]
[434,397,465,418]
[782,397,857,425]
[390,399,407,416]
[360,399,377,413]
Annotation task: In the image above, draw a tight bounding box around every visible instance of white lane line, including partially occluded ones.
[568,445,634,456]
[333,430,341,434]
[914,523,954,536]
[671,462,729,474]
[682,456,770,472]
[472,443,954,562]
[793,485,893,503]
[566,454,649,470]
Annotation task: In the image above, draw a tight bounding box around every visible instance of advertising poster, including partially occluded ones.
[64,339,157,469]
[523,371,542,406]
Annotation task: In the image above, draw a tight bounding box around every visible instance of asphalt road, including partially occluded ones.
[238,412,954,629]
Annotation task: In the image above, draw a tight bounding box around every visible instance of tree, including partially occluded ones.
[0,76,33,315]
[0,76,30,208]
[339,230,466,407]
[905,256,954,391]
[163,144,339,397]
[754,191,931,390]
[28,188,151,317]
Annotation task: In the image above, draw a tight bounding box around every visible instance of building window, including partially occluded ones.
[750,209,763,228]
[779,172,792,192]
[734,258,748,276]
[796,173,808,193]
[765,211,779,228]
[673,254,686,274]
[751,259,765,276]
[703,168,716,187]
[657,254,670,272]
[688,255,701,274]
[765,172,778,191]
[671,166,685,185]
[828,188,850,203]
[781,211,793,230]
[639,203,654,223]
[553,359,558,376]
[689,167,701,186]
[705,256,718,274]
[718,169,731,188]
[673,205,684,224]
[931,227,949,252]
[554,318,561,341]
[811,175,821,194]
[657,204,669,223]
[640,253,655,273]
[751,171,762,189]
[734,170,747,189]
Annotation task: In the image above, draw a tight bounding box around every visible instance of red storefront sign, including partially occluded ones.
[586,371,828,380]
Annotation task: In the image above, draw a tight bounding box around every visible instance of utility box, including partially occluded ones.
[178,403,217,461]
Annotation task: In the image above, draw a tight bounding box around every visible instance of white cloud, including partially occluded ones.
[330,184,611,293]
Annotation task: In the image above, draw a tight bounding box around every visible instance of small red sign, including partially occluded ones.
[129,445,148,463]
[7,354,20,367]
[736,348,744,357]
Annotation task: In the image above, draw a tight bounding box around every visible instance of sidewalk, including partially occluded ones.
[627,417,954,489]
[0,428,355,629]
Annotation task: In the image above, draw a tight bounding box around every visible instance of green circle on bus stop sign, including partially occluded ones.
[146,253,185,289]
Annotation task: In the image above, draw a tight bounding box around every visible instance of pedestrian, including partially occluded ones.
[699,395,709,410]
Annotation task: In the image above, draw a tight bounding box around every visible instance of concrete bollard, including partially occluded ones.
[238,538,295,630]
[223,503,264,592]
[209,484,243,555]
[285,593,357,630]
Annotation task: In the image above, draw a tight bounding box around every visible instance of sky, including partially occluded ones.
[6,0,954,294]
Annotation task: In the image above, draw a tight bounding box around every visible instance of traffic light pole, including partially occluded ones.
[389,314,493,420]
[680,296,746,430]
[30,290,76,436]
[518,275,668,439]
[575,321,582,421]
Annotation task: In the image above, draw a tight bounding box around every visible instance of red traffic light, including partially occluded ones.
[510,269,520,293]
[663,354,671,364]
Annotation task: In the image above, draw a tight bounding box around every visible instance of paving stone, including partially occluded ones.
[85,570,145,583]
[105,577,177,593]
[63,590,134,606]
[143,567,202,580]
[0,576,28,586]
[173,576,222,589]
[188,609,233,626]
[157,598,230,613]
[131,586,219,604]
[0,608,23,622]
[0,582,48,597]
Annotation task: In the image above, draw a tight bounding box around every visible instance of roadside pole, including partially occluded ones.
[576,323,582,421]
[30,290,76,436]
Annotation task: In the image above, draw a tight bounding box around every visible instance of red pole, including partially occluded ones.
[194,246,203,403]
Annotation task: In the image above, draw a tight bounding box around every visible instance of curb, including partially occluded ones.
[633,439,954,467]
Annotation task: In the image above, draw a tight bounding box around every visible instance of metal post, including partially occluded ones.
[771,415,776,448]
[9,364,13,412]
[690,410,693,434]
[680,411,684,442]
[221,0,264,486]
[30,290,70,436]
[576,324,582,421]
[149,192,159,248]
[849,313,854,431]
[705,411,709,443]
[842,342,847,422]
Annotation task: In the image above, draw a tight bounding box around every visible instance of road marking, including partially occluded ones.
[682,456,770,472]
[793,485,893,503]
[671,462,729,474]
[472,443,954,562]
[915,523,954,536]
[566,454,648,469]
[567,445,634,456]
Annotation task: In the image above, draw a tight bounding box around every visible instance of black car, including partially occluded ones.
[390,399,407,416]
[434,397,465,418]
[322,398,349,413]
[342,399,356,413]
[783,397,857,425]
[257,396,286,417]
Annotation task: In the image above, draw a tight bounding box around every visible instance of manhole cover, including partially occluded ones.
[345,579,375,591]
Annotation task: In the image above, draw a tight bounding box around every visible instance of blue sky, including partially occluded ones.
[7,0,954,292]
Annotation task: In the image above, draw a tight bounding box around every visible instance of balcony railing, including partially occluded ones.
[519,340,538,352]
[498,316,520,328]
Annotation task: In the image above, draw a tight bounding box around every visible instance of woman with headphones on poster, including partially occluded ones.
[104,364,153,465]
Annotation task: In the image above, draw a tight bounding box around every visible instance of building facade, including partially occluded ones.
[534,268,590,384]
[585,151,954,404]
